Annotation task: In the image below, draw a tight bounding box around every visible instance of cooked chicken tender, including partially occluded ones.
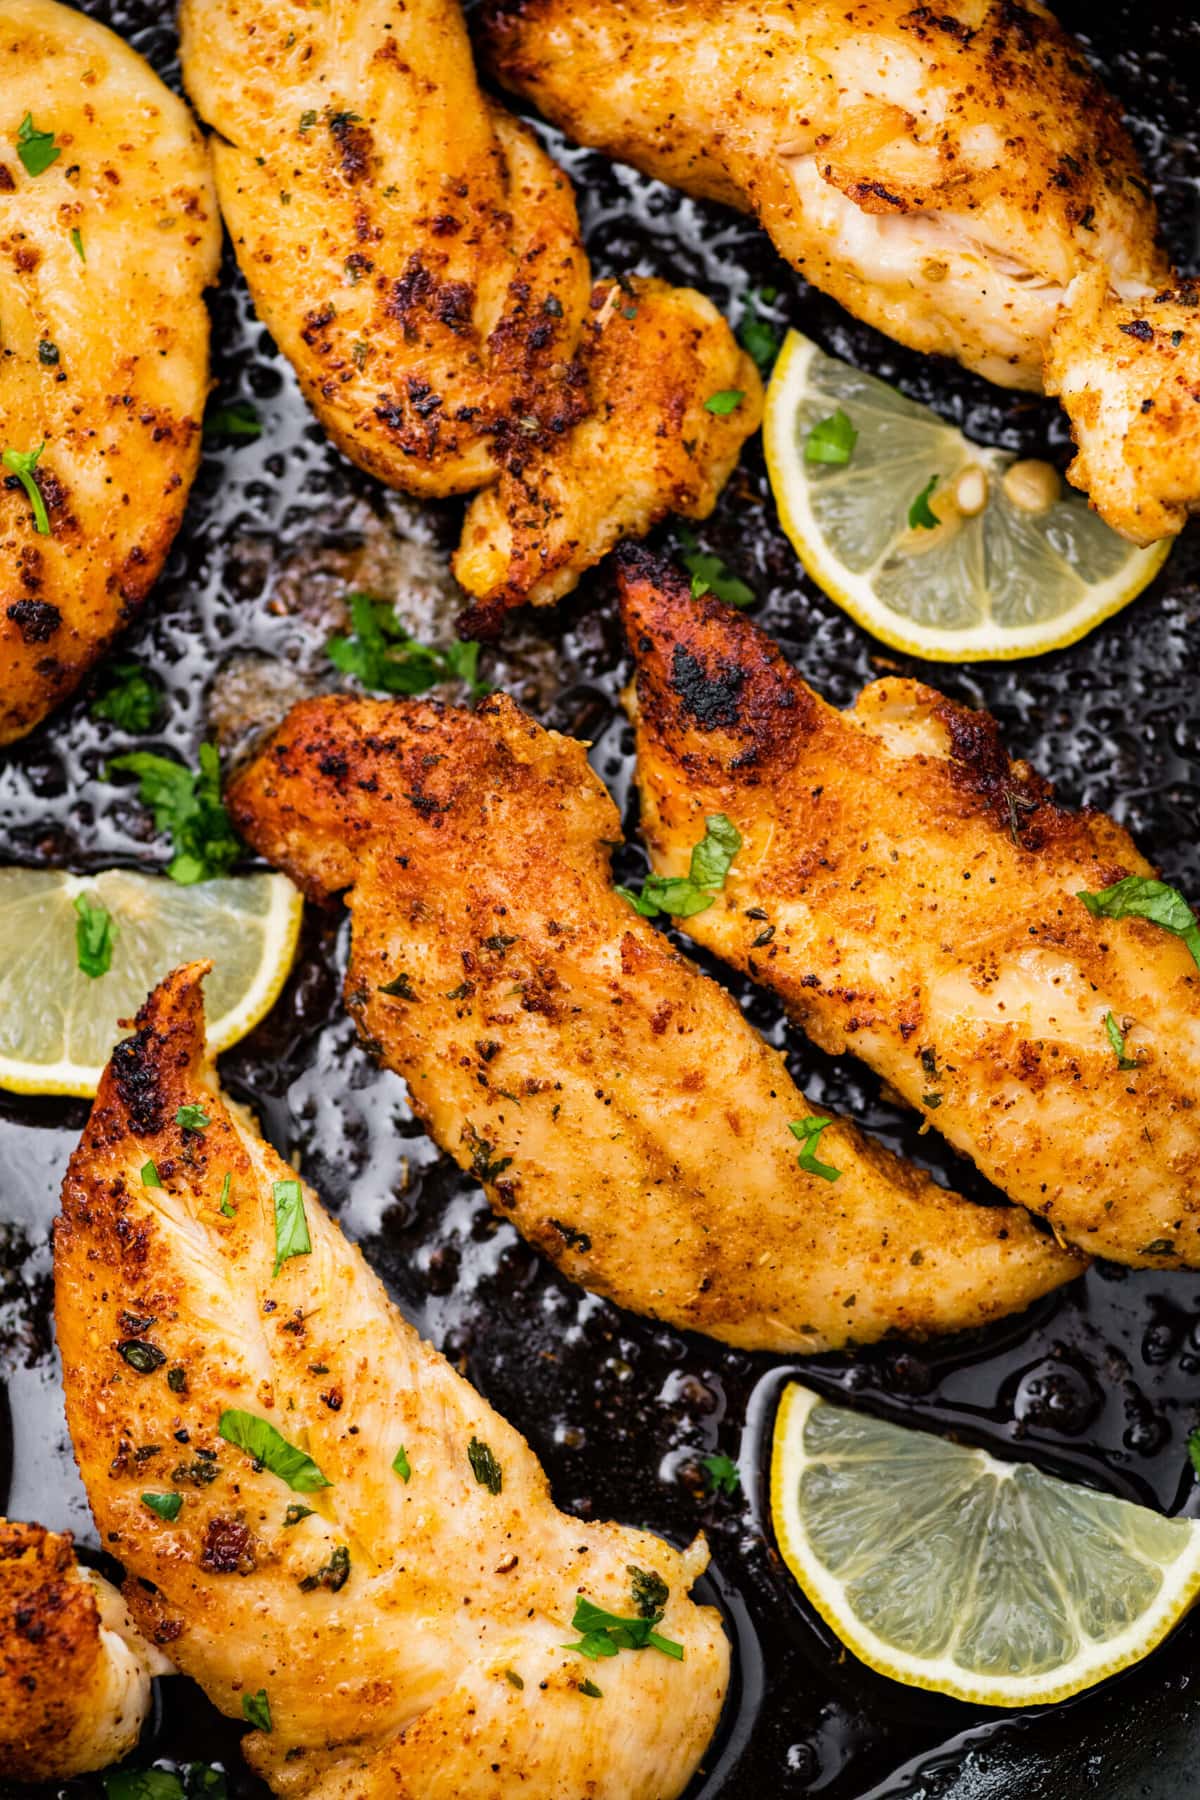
[227,694,1077,1352]
[618,547,1200,1268]
[0,1518,167,1778]
[455,277,756,633]
[55,965,726,1800]
[178,0,759,628]
[483,0,1200,542]
[0,0,219,745]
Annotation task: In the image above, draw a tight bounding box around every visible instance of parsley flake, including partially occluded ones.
[564,1594,684,1663]
[219,1172,236,1218]
[467,1436,502,1494]
[1189,1430,1200,1479]
[704,388,744,415]
[579,1678,603,1698]
[788,1116,841,1182]
[804,408,857,466]
[218,1409,331,1493]
[328,593,488,698]
[92,659,162,733]
[272,1178,312,1276]
[2,441,51,535]
[392,1445,412,1482]
[16,113,60,177]
[203,397,263,442]
[74,892,116,979]
[176,1104,210,1133]
[737,289,781,375]
[700,1452,741,1497]
[69,226,85,261]
[676,525,754,608]
[141,1491,182,1522]
[241,1689,272,1733]
[1104,1011,1138,1070]
[141,1160,161,1188]
[103,1773,188,1800]
[284,1503,314,1527]
[618,814,741,920]
[107,744,241,885]
[908,475,940,530]
[1078,875,1200,970]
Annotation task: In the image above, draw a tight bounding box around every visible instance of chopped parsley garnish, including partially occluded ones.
[107,744,241,885]
[2,441,51,535]
[284,1503,314,1527]
[564,1594,684,1663]
[92,660,162,732]
[74,892,116,979]
[392,1445,412,1482]
[219,1173,236,1218]
[69,226,85,261]
[504,1667,524,1689]
[1188,1429,1200,1479]
[103,1773,189,1800]
[141,1491,183,1521]
[37,339,60,366]
[788,1116,841,1182]
[579,1678,603,1698]
[241,1689,272,1733]
[737,288,780,375]
[16,113,60,177]
[676,524,754,608]
[618,814,741,920]
[176,1104,210,1133]
[299,109,318,132]
[467,1436,502,1494]
[804,408,857,466]
[218,1409,331,1493]
[908,475,940,530]
[629,1566,669,1619]
[272,1178,312,1276]
[379,972,417,1000]
[204,397,263,442]
[704,388,744,415]
[1104,1011,1138,1070]
[141,1160,161,1188]
[298,1544,350,1593]
[700,1452,741,1497]
[327,593,488,698]
[1078,875,1200,970]
[119,1340,167,1374]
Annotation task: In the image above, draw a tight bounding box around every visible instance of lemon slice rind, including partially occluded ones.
[764,330,1172,662]
[771,1382,1200,1707]
[0,868,303,1097]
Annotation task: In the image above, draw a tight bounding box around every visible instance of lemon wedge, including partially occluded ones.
[771,1382,1200,1706]
[0,867,303,1096]
[764,329,1171,660]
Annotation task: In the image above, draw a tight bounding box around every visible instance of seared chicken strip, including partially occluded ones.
[618,548,1200,1268]
[0,0,219,745]
[55,965,727,1800]
[0,1518,167,1778]
[177,0,759,630]
[228,694,1076,1351]
[483,0,1200,543]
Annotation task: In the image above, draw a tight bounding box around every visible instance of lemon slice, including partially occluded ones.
[764,329,1171,660]
[771,1382,1200,1706]
[0,868,303,1096]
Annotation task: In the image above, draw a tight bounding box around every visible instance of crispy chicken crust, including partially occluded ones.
[483,0,1200,542]
[618,548,1200,1267]
[0,1518,163,1778]
[0,0,219,744]
[227,694,1077,1351]
[177,0,759,628]
[55,965,727,1800]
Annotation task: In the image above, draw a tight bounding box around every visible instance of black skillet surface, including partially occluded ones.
[3,3,1200,1796]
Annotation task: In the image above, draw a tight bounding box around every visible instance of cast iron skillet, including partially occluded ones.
[2,3,1199,1796]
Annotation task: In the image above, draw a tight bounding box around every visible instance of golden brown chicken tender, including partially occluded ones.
[483,0,1200,542]
[178,0,760,629]
[227,693,1078,1351]
[0,1518,164,1778]
[618,546,1200,1268]
[0,0,219,744]
[55,964,728,1800]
